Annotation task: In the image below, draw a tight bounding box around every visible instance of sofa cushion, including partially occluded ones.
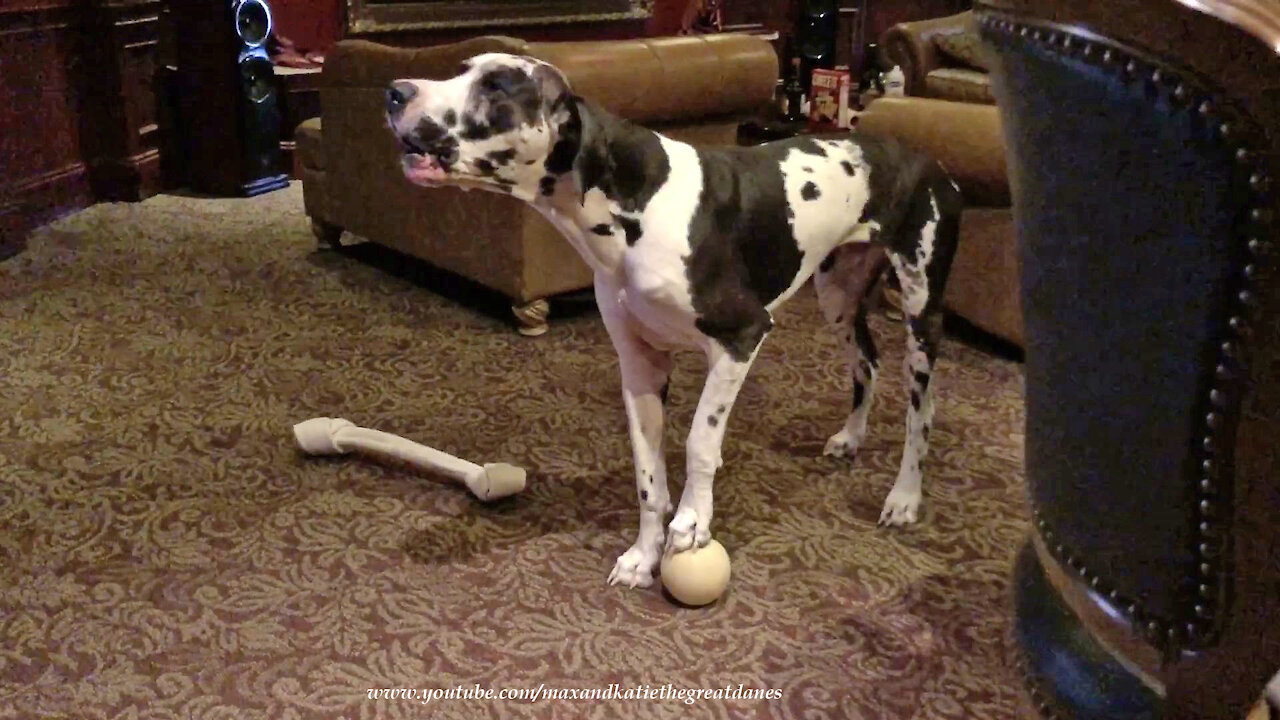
[934,31,992,71]
[924,68,996,105]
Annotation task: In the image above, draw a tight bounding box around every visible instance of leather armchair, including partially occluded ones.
[882,11,995,104]
[975,0,1280,717]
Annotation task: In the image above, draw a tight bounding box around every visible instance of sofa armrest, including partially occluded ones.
[295,117,325,171]
[856,96,1008,207]
[322,34,777,126]
[528,34,778,124]
[881,11,974,97]
[322,36,532,88]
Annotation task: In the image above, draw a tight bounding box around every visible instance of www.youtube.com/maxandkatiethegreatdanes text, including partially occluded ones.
[368,683,783,706]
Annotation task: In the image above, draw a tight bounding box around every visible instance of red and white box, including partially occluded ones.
[808,68,852,130]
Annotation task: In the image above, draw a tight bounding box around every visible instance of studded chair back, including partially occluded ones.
[974,1,1280,718]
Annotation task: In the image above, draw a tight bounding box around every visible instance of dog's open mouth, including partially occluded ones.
[399,136,454,185]
[402,152,448,184]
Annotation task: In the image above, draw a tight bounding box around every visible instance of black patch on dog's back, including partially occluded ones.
[801,181,820,201]
[854,135,929,232]
[795,138,828,157]
[684,145,804,361]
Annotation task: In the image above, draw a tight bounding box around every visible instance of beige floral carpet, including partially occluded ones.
[0,185,1030,719]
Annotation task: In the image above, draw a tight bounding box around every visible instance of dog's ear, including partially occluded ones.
[530,62,574,119]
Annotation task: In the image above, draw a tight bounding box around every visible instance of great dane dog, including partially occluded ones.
[384,54,960,589]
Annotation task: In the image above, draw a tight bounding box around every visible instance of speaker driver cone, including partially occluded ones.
[235,0,272,47]
[240,55,275,103]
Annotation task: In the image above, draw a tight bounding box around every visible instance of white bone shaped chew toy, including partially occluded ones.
[292,417,526,501]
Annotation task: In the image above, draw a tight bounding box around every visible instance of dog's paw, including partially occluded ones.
[608,545,659,589]
[878,486,922,526]
[665,507,711,554]
[823,427,865,459]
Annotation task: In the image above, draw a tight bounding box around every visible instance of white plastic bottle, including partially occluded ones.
[883,65,906,96]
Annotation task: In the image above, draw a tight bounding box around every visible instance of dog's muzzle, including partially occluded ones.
[386,80,456,184]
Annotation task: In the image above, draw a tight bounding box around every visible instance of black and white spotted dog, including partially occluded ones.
[385,54,960,588]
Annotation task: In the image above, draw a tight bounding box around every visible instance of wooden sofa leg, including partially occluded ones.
[512,298,550,337]
[311,218,344,249]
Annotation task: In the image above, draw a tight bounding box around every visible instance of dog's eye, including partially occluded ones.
[478,69,525,97]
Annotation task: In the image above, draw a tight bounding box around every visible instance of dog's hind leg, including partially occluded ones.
[879,181,959,526]
[815,242,889,461]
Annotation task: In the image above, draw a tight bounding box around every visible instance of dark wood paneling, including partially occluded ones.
[864,0,970,40]
[270,0,653,51]
[0,0,163,241]
[357,17,649,46]
[346,0,648,36]
[78,0,164,201]
[722,0,796,32]
[0,0,91,240]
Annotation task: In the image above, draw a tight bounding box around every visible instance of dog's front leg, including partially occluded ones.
[666,337,766,554]
[596,279,673,589]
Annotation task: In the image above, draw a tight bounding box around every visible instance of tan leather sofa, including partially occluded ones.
[857,96,1020,347]
[296,35,778,335]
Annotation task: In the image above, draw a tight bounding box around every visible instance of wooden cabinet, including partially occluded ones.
[78,0,164,201]
[0,0,162,243]
[0,0,94,236]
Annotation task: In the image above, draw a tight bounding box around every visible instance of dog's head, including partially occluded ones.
[385,53,576,197]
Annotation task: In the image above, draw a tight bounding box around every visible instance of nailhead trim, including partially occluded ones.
[978,9,1274,656]
[1011,643,1062,720]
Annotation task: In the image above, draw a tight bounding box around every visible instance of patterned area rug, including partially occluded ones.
[0,185,1029,719]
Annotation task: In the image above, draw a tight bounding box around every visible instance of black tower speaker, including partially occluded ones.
[169,0,289,197]
[794,0,839,94]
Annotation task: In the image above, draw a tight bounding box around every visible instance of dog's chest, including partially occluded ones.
[588,137,705,345]
[610,245,696,345]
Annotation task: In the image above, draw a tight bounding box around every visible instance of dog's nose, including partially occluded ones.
[386,81,418,116]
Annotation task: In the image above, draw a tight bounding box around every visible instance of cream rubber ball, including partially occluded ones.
[660,539,731,606]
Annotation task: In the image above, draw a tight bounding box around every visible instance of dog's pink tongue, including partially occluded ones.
[404,154,447,183]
